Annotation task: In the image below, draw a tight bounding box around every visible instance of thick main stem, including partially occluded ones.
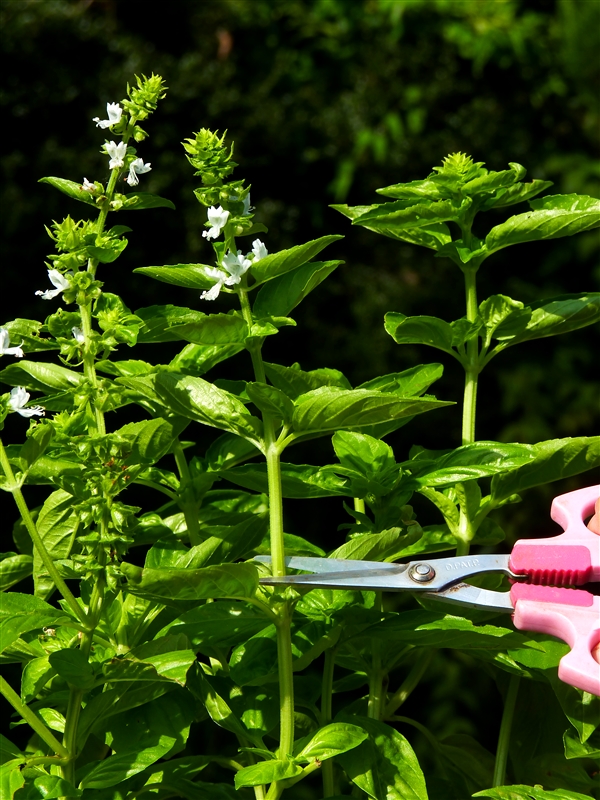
[367,593,384,720]
[173,439,201,546]
[321,649,336,797]
[461,266,479,447]
[238,286,295,774]
[492,674,520,787]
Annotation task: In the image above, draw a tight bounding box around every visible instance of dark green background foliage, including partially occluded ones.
[2,0,598,445]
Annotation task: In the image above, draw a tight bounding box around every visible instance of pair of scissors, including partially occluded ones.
[255,485,600,696]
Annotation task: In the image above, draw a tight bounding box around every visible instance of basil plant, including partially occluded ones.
[1,75,599,800]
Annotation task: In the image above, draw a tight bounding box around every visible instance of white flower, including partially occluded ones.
[72,327,85,343]
[200,267,228,301]
[126,157,152,187]
[222,250,252,283]
[0,328,24,358]
[251,239,268,261]
[35,269,71,301]
[8,387,44,418]
[202,206,230,240]
[93,102,123,129]
[105,141,127,170]
[82,178,95,192]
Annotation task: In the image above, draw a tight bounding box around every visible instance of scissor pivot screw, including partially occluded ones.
[409,563,436,583]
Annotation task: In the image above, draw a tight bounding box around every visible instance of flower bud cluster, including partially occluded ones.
[120,73,167,142]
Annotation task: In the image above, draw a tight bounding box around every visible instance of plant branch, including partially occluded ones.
[0,438,85,624]
[492,674,520,787]
[384,649,434,718]
[0,675,70,759]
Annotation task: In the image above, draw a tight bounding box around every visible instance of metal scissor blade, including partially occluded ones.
[422,583,514,612]
[259,567,410,591]
[254,555,403,574]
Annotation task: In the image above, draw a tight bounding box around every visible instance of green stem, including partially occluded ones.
[79,298,105,436]
[367,593,384,720]
[384,649,434,718]
[173,439,201,546]
[461,267,479,447]
[0,438,85,624]
[353,497,365,515]
[0,675,70,759]
[321,648,336,797]
[492,674,520,787]
[61,688,83,786]
[237,285,295,776]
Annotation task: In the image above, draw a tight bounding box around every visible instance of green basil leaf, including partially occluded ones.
[245,382,295,423]
[407,441,535,487]
[49,649,94,690]
[1,319,57,353]
[462,162,526,195]
[121,192,175,211]
[34,489,79,600]
[0,553,33,591]
[292,387,452,435]
[0,594,69,654]
[120,561,259,603]
[135,305,211,343]
[385,313,455,354]
[493,293,600,347]
[222,462,352,498]
[234,758,303,789]
[357,364,444,396]
[79,742,174,789]
[336,714,428,800]
[491,436,600,502]
[118,373,264,445]
[474,786,594,799]
[563,728,600,760]
[486,194,600,253]
[170,313,249,346]
[187,662,264,748]
[0,759,26,798]
[134,264,218,290]
[0,361,83,392]
[332,203,453,249]
[359,610,528,650]
[115,418,176,465]
[295,722,368,763]
[249,234,343,286]
[332,430,396,476]
[158,601,271,650]
[375,178,446,200]
[39,176,98,206]
[264,362,351,399]
[205,433,261,471]
[484,179,554,209]
[329,527,422,562]
[27,775,82,799]
[253,259,342,317]
[354,197,464,228]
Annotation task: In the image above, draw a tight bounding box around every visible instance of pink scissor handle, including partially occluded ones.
[509,485,600,585]
[510,583,600,696]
